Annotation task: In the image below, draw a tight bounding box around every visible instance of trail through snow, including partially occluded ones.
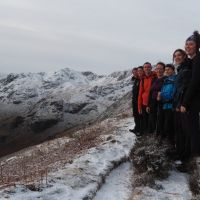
[94,162,133,200]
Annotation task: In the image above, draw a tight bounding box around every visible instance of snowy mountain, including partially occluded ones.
[0,68,132,156]
[0,69,196,200]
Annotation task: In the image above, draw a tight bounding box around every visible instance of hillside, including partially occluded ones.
[0,68,132,157]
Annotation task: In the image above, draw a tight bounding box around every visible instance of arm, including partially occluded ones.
[182,55,200,109]
[138,81,143,114]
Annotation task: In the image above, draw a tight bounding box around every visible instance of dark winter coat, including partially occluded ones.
[173,59,192,109]
[148,76,165,109]
[182,52,200,111]
[131,76,140,116]
[131,76,140,103]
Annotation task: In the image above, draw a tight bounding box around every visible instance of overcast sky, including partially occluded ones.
[0,0,199,75]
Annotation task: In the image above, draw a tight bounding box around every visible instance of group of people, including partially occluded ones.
[130,31,200,162]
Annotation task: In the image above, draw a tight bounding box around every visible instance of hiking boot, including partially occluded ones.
[135,132,142,137]
[129,129,135,133]
[129,128,139,133]
[176,162,188,173]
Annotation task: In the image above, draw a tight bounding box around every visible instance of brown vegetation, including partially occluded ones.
[0,119,116,190]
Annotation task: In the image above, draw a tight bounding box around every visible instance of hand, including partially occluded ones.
[139,110,142,115]
[157,92,161,101]
[176,108,180,112]
[180,106,186,113]
[146,107,150,113]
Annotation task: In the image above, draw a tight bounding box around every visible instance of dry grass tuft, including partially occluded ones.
[0,120,116,190]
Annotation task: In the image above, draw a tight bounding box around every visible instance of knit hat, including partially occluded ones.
[186,35,196,42]
[186,31,200,51]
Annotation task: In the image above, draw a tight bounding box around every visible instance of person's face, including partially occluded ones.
[132,69,138,77]
[137,68,144,79]
[173,51,185,65]
[165,67,174,77]
[185,40,197,57]
[155,64,165,77]
[143,64,152,75]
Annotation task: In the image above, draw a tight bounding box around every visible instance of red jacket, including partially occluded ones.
[138,72,157,112]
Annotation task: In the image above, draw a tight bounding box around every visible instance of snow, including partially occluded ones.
[133,170,192,200]
[0,117,194,200]
[94,162,133,200]
[0,118,136,200]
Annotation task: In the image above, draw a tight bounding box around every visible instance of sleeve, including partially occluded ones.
[147,87,152,107]
[182,55,200,108]
[145,78,153,106]
[138,81,143,113]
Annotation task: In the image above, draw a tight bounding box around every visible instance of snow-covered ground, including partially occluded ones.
[0,117,193,200]
[94,162,133,200]
[0,118,136,200]
[132,170,192,200]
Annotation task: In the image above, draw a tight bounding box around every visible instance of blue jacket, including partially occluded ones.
[160,74,176,109]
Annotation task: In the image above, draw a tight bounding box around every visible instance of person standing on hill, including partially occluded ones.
[146,62,165,134]
[129,66,144,134]
[157,64,176,143]
[173,49,192,161]
[181,31,200,158]
[138,62,156,134]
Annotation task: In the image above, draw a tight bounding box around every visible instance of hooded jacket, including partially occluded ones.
[160,74,176,109]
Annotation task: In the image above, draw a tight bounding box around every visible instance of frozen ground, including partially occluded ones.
[132,170,192,200]
[0,117,193,200]
[94,162,133,200]
[0,118,136,200]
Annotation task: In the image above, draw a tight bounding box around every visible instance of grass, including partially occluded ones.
[0,119,116,190]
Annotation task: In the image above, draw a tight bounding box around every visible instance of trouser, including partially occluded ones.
[148,100,158,133]
[188,111,200,157]
[134,113,141,132]
[163,109,175,143]
[156,104,164,136]
[174,112,191,160]
[140,105,149,134]
[132,101,140,131]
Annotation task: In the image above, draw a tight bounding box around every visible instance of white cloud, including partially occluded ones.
[0,0,200,74]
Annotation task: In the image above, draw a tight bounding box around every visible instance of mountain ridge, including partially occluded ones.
[0,67,132,157]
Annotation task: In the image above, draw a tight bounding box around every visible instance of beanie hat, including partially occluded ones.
[186,31,200,51]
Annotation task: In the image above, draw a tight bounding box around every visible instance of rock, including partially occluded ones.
[30,119,59,133]
[64,103,88,114]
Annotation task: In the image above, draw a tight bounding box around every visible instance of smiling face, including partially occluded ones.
[173,51,186,65]
[185,40,197,57]
[137,68,144,79]
[132,68,138,77]
[155,64,165,78]
[165,67,174,77]
[143,63,152,76]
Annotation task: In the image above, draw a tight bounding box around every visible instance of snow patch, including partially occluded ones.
[0,118,136,200]
[133,170,192,200]
[94,162,133,200]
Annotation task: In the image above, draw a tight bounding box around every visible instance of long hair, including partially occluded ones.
[172,49,187,61]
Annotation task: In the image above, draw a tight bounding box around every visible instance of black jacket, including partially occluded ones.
[182,52,200,111]
[174,59,192,109]
[131,76,140,103]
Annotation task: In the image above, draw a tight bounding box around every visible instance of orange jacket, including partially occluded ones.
[138,72,157,112]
